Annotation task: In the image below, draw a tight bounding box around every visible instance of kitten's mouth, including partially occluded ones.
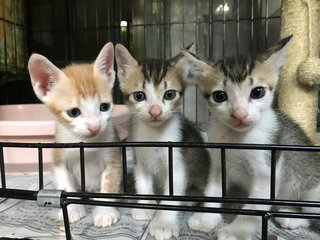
[149,118,163,124]
[83,132,100,139]
[231,121,252,131]
[85,129,102,138]
[148,117,166,126]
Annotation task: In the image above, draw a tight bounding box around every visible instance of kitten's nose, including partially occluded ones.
[88,125,101,136]
[232,109,248,123]
[149,105,162,120]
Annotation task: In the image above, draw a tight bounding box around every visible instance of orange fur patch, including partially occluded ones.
[100,148,122,193]
[45,63,113,124]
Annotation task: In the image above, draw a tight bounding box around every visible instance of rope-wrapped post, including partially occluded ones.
[279,0,320,144]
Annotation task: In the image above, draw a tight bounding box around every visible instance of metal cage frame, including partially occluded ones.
[1,141,320,240]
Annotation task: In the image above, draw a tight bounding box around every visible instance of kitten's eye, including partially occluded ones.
[100,102,110,112]
[66,108,81,118]
[133,91,146,102]
[250,87,266,99]
[212,91,228,103]
[164,90,176,100]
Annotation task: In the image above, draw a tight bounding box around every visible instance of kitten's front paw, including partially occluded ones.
[275,217,309,229]
[188,212,222,232]
[275,208,310,229]
[59,205,86,223]
[93,206,120,227]
[149,215,179,240]
[132,208,155,221]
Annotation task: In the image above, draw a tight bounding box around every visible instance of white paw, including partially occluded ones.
[188,213,222,233]
[93,206,120,227]
[149,215,179,240]
[132,208,155,221]
[275,217,309,229]
[59,205,86,223]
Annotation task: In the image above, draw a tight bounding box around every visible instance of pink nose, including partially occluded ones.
[88,125,101,135]
[149,105,162,120]
[231,109,248,123]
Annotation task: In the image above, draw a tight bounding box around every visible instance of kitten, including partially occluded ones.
[115,44,210,240]
[181,36,320,239]
[28,42,122,227]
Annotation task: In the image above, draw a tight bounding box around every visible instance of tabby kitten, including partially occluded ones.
[28,42,122,227]
[115,44,210,240]
[181,36,320,240]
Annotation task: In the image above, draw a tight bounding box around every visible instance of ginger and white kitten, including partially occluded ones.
[115,44,210,240]
[181,36,320,239]
[28,42,122,228]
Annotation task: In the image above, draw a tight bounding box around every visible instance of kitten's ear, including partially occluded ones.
[176,50,212,83]
[28,53,66,102]
[94,42,115,88]
[115,44,138,81]
[261,35,293,72]
[185,43,196,54]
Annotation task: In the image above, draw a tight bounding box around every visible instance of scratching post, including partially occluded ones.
[279,0,320,144]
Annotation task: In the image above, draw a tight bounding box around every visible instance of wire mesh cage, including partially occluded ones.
[1,141,320,240]
[1,0,282,124]
[0,0,319,240]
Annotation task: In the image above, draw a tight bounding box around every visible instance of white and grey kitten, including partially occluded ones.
[115,44,210,240]
[181,36,320,239]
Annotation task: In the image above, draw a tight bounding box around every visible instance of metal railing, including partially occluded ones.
[1,141,320,240]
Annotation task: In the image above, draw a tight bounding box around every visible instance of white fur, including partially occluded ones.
[186,37,318,239]
[189,109,278,237]
[131,114,186,240]
[126,79,186,240]
[53,115,120,225]
[128,80,186,239]
[28,42,121,227]
[59,97,113,139]
[189,74,280,239]
[115,45,208,240]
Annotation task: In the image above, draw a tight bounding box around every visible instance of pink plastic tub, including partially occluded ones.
[0,104,130,172]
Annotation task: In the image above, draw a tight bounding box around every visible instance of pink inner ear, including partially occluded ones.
[107,69,114,77]
[29,61,57,97]
[103,57,114,76]
[116,51,129,70]
[36,69,54,96]
[95,48,114,77]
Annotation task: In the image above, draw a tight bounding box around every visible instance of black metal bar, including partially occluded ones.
[168,145,174,195]
[221,147,227,197]
[0,146,6,189]
[79,146,86,193]
[61,200,72,240]
[0,17,25,26]
[38,147,44,190]
[60,197,320,220]
[270,150,276,199]
[261,214,270,240]
[65,0,73,61]
[236,0,240,55]
[208,0,213,59]
[2,4,8,73]
[2,141,320,152]
[250,0,254,54]
[59,190,320,210]
[0,189,37,200]
[222,0,226,57]
[121,146,128,193]
[265,0,269,46]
